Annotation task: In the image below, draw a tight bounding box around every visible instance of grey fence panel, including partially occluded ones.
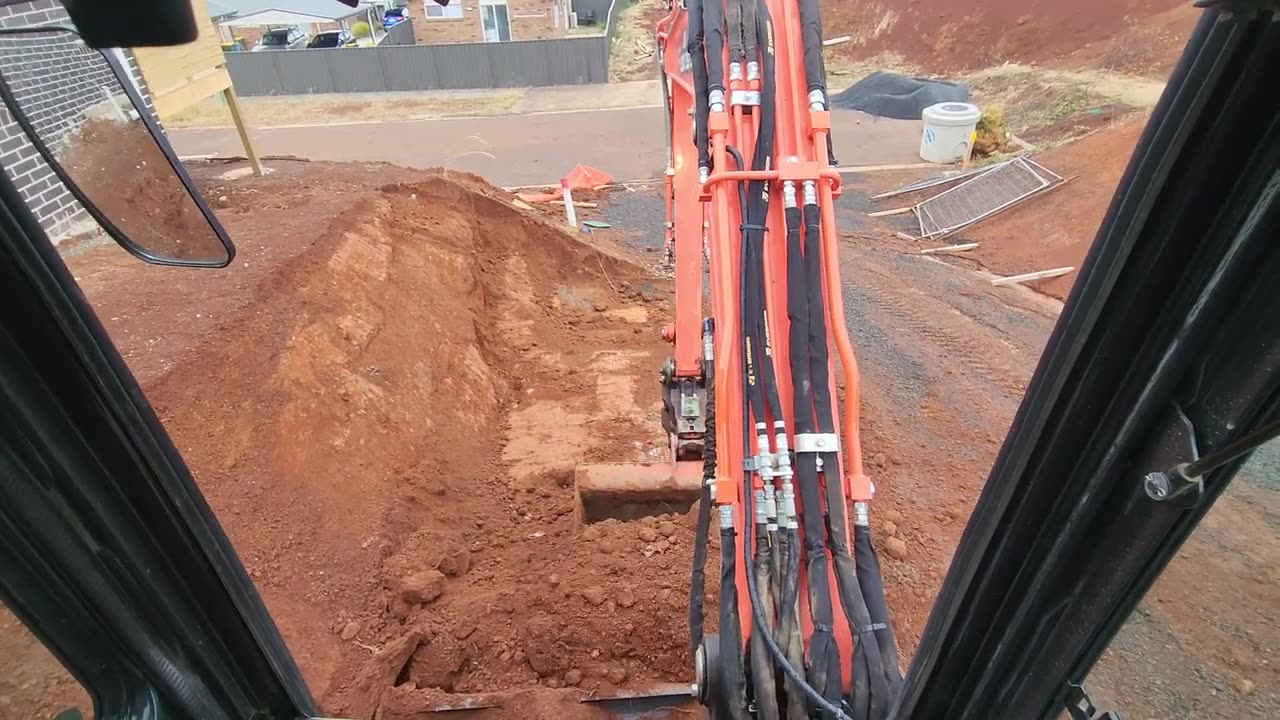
[273,51,336,94]
[541,37,601,85]
[224,52,283,96]
[378,45,441,91]
[384,20,415,46]
[433,43,494,90]
[224,26,618,94]
[488,41,550,87]
[326,49,387,93]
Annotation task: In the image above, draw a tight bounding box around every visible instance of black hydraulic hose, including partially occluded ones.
[690,375,715,657]
[796,0,826,93]
[720,523,749,720]
[745,0,783,426]
[776,527,808,720]
[790,206,842,705]
[741,0,758,67]
[733,140,851,720]
[794,0,836,167]
[702,0,726,96]
[801,202,834,432]
[802,202,892,719]
[687,0,710,172]
[726,0,744,66]
[854,524,904,694]
[750,507,781,720]
[743,467,852,720]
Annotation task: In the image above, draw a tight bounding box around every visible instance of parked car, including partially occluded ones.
[306,30,354,49]
[383,7,407,27]
[251,26,307,51]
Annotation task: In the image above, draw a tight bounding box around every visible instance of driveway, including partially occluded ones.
[170,107,923,187]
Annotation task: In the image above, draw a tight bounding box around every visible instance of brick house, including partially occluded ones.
[0,0,156,240]
[405,0,574,45]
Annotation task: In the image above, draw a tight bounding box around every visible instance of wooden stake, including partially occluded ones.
[867,206,913,218]
[836,162,937,174]
[893,231,916,242]
[921,242,978,255]
[221,86,262,177]
[991,266,1074,286]
[823,35,851,46]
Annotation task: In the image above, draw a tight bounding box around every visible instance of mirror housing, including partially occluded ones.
[0,25,235,267]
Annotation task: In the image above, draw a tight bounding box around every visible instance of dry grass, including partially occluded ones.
[165,92,523,128]
[609,0,661,83]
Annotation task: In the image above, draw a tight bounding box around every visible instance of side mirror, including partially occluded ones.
[0,26,234,267]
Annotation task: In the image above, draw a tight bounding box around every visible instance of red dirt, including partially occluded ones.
[823,0,1193,72]
[6,160,708,719]
[961,119,1147,299]
[60,117,223,262]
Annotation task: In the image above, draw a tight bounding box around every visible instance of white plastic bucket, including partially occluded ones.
[919,102,981,164]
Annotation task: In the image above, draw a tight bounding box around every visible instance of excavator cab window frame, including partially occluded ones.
[1,3,1276,720]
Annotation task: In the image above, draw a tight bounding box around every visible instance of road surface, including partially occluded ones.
[170,107,923,186]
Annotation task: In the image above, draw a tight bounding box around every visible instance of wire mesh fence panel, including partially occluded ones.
[915,157,1059,238]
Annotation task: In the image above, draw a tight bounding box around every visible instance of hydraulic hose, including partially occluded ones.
[702,0,726,100]
[803,201,892,720]
[854,524,904,694]
[727,0,744,68]
[732,136,849,720]
[750,498,780,720]
[720,520,749,720]
[687,0,711,173]
[795,0,836,166]
[690,365,715,657]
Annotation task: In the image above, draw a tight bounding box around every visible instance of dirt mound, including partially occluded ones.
[963,119,1147,298]
[129,170,703,716]
[823,0,1191,71]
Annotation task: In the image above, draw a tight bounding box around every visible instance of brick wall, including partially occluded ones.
[407,0,568,45]
[0,0,156,241]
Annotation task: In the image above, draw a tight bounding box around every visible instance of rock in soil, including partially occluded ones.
[656,521,677,538]
[653,539,671,554]
[564,669,583,686]
[340,620,361,641]
[438,547,471,577]
[882,521,899,537]
[883,508,905,524]
[607,666,628,685]
[581,526,603,542]
[884,537,909,561]
[637,526,659,542]
[397,569,446,605]
[616,588,637,608]
[582,586,607,606]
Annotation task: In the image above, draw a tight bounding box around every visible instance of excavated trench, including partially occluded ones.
[137,175,710,718]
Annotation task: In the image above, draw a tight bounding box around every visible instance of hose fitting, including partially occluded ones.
[802,180,817,206]
[782,180,797,209]
[729,61,742,82]
[854,501,870,527]
[709,89,726,113]
[746,60,759,82]
[807,89,827,111]
[718,504,735,530]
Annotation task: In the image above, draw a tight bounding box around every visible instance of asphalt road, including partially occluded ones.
[170,106,924,187]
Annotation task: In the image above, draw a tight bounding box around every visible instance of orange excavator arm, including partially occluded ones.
[656,1,902,718]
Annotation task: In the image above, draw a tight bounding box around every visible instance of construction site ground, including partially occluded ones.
[3,3,1275,719]
[4,143,1273,719]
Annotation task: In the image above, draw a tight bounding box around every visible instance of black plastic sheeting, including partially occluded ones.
[831,71,969,120]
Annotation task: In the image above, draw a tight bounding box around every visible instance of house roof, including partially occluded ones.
[210,0,366,24]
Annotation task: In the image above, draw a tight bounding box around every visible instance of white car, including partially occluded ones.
[251,26,307,51]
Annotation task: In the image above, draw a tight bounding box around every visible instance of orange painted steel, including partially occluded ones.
[657,0,868,696]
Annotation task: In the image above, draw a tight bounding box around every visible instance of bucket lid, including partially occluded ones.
[922,102,981,126]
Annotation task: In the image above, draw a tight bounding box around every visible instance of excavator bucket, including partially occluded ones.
[574,460,702,523]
